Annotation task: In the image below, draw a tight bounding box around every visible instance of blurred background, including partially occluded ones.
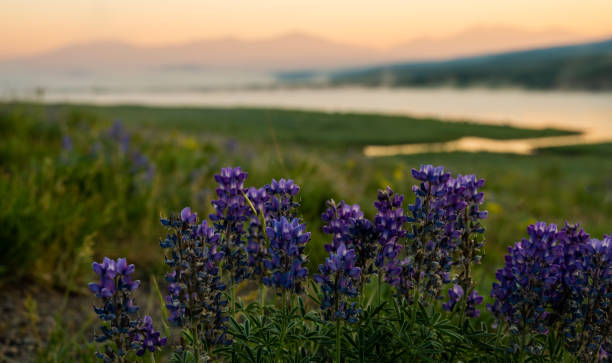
[0,0,611,360]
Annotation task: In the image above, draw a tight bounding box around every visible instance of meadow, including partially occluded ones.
[0,102,611,361]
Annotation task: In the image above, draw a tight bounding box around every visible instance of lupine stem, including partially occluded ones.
[277,289,288,362]
[377,271,382,307]
[258,283,265,311]
[410,285,419,328]
[231,284,236,316]
[336,319,342,363]
[192,323,201,363]
[519,320,527,363]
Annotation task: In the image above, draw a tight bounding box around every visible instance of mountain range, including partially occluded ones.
[329,38,612,90]
[0,26,601,71]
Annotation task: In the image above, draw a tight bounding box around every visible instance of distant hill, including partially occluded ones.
[329,38,612,90]
[0,26,596,72]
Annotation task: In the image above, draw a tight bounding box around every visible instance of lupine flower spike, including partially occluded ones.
[89,258,165,361]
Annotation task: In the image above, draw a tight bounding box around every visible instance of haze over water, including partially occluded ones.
[9,84,612,140]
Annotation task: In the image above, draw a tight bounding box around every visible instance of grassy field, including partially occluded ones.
[58,104,576,147]
[1,102,610,287]
[1,101,611,361]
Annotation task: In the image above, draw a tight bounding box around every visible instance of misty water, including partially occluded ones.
[2,69,612,152]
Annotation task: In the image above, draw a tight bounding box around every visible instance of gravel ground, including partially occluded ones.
[0,284,166,363]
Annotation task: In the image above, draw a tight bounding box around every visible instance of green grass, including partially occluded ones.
[46,103,577,148]
[537,142,612,157]
[1,101,609,289]
[2,101,611,361]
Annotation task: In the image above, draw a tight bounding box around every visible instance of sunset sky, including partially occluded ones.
[2,0,612,58]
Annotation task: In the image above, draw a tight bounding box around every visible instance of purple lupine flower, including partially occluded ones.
[131,315,167,356]
[442,285,463,312]
[108,120,130,152]
[115,257,140,291]
[465,290,484,318]
[265,178,300,219]
[322,200,379,287]
[411,165,451,186]
[130,151,155,182]
[210,167,251,284]
[62,134,73,151]
[374,187,406,268]
[160,210,230,347]
[388,165,454,302]
[562,233,612,360]
[314,243,362,323]
[245,186,270,279]
[490,221,612,359]
[263,217,310,293]
[598,348,609,362]
[89,257,161,361]
[210,167,250,228]
[489,222,563,346]
[444,174,487,317]
[321,200,364,252]
[89,257,118,298]
[424,285,484,321]
[348,218,379,280]
[552,223,591,339]
[180,206,197,224]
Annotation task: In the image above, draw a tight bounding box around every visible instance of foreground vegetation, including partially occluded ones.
[86,165,611,362]
[0,102,611,361]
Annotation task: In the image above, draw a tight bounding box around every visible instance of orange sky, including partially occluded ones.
[2,0,612,58]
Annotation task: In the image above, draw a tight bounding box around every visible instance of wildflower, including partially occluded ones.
[131,315,167,356]
[442,285,464,312]
[265,178,300,219]
[108,120,130,152]
[210,167,251,284]
[89,258,165,360]
[160,211,230,347]
[315,243,362,323]
[445,174,487,316]
[321,200,364,252]
[390,165,453,302]
[180,206,197,224]
[563,233,612,360]
[245,186,270,279]
[62,135,73,151]
[263,217,310,293]
[374,187,406,269]
[489,222,563,351]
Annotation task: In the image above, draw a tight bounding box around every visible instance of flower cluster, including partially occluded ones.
[89,258,165,360]
[489,222,561,340]
[263,217,310,293]
[374,187,407,269]
[131,315,168,356]
[444,173,487,317]
[322,200,364,252]
[160,208,230,347]
[315,243,362,323]
[106,121,155,181]
[321,200,378,283]
[560,230,612,360]
[386,165,451,303]
[442,284,484,318]
[61,120,155,182]
[210,166,251,284]
[245,186,270,279]
[490,222,612,357]
[265,178,300,219]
